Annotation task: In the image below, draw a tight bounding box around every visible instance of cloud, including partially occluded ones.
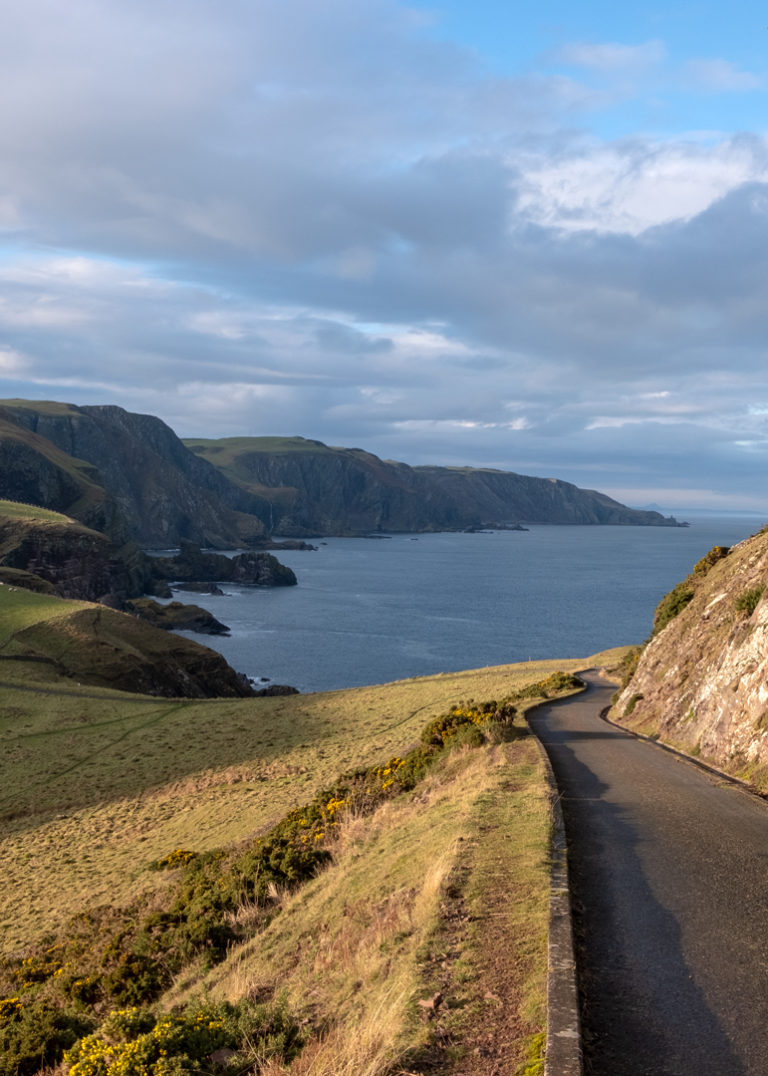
[513,136,768,234]
[682,59,764,93]
[1,2,768,507]
[555,40,666,73]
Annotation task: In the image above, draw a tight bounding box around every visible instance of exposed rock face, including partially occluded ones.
[0,415,123,537]
[151,541,297,586]
[186,436,683,536]
[0,398,682,546]
[0,517,159,602]
[126,598,230,635]
[0,401,266,547]
[612,528,768,786]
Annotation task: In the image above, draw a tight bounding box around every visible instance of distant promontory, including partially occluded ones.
[0,399,682,547]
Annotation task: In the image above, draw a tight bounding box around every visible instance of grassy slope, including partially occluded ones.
[0,582,628,1074]
[0,641,627,952]
[192,738,550,1075]
[184,436,337,459]
[0,500,76,524]
[0,398,79,416]
[0,584,93,645]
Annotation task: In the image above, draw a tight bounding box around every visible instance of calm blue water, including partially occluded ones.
[172,517,762,693]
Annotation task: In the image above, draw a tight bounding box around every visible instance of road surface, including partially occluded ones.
[529,673,768,1076]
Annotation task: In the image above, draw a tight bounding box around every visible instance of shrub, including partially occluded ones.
[0,1001,93,1076]
[735,586,765,616]
[623,693,643,717]
[652,583,695,636]
[63,997,303,1076]
[693,546,730,575]
[150,850,198,872]
[616,646,642,691]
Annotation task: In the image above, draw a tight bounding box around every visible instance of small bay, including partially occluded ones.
[173,516,761,693]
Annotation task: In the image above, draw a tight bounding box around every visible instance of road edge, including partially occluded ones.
[531,726,584,1076]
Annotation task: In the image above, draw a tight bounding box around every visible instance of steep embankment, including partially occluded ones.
[185,435,681,536]
[0,584,253,697]
[612,528,768,788]
[0,400,267,547]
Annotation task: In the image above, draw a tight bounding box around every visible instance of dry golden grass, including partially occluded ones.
[177,737,551,1076]
[0,647,626,951]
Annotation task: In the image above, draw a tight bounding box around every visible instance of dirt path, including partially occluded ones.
[530,674,768,1076]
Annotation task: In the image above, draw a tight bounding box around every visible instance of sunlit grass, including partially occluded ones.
[0,644,626,950]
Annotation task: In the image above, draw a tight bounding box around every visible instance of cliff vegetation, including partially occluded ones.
[612,527,768,789]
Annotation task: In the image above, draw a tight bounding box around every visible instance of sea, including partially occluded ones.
[164,515,764,694]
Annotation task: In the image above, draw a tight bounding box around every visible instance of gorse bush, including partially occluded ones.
[64,998,303,1076]
[693,546,730,575]
[0,999,93,1076]
[0,672,580,1075]
[651,546,733,639]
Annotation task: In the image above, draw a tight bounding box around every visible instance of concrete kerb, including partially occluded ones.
[528,698,584,1076]
[599,705,768,805]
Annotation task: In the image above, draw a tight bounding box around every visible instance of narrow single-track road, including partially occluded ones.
[530,673,768,1076]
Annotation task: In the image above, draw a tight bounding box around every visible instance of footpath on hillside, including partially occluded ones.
[530,673,768,1076]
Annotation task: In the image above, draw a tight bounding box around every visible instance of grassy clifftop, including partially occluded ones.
[0,585,253,698]
[0,628,627,1076]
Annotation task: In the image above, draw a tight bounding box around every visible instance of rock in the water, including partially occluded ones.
[151,541,297,587]
[126,598,230,635]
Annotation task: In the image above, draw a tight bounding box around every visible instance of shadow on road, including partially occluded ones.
[530,683,746,1076]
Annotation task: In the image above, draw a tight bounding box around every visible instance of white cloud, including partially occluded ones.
[682,59,763,93]
[0,2,767,506]
[0,347,28,375]
[556,40,666,73]
[514,137,768,234]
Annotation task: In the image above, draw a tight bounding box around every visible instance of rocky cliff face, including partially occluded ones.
[0,415,123,537]
[187,437,681,535]
[0,401,266,547]
[0,516,158,602]
[612,528,768,788]
[151,541,297,586]
[0,399,681,546]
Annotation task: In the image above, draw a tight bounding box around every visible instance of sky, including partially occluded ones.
[1,0,768,512]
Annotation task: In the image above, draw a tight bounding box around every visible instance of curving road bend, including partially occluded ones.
[529,673,768,1076]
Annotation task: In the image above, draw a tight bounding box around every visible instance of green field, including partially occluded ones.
[0,582,629,1074]
[0,499,76,524]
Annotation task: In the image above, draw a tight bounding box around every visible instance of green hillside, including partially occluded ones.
[0,597,629,1075]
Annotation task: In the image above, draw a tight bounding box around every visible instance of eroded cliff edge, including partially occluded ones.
[612,527,768,788]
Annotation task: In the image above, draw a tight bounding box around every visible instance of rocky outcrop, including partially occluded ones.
[186,436,683,536]
[0,510,297,604]
[151,541,297,586]
[126,598,230,635]
[0,516,161,603]
[612,528,768,788]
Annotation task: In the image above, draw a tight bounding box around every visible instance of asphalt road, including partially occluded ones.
[529,673,768,1076]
